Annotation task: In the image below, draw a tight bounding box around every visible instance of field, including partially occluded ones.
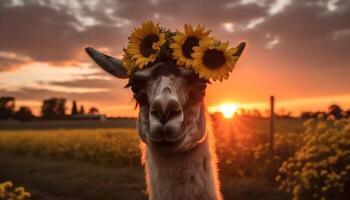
[1,117,349,200]
[0,118,137,130]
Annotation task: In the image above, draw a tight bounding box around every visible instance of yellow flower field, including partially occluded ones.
[277,117,350,199]
[0,129,140,166]
[0,181,31,200]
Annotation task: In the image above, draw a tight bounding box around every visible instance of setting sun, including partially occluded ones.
[208,103,239,118]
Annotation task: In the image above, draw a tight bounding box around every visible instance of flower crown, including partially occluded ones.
[122,21,245,81]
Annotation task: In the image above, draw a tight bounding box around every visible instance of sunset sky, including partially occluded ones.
[1,0,350,117]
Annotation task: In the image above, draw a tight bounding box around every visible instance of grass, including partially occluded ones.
[0,153,288,200]
[0,153,146,200]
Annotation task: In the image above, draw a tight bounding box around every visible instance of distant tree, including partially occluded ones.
[0,96,15,120]
[71,100,78,116]
[264,109,270,118]
[278,108,286,117]
[286,111,293,118]
[88,107,99,115]
[300,111,313,119]
[328,104,343,119]
[14,106,34,121]
[252,109,262,118]
[300,111,328,119]
[79,105,85,115]
[245,110,252,117]
[314,111,327,118]
[237,108,246,116]
[41,98,67,119]
[277,109,293,118]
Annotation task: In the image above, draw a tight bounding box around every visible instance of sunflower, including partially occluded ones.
[170,24,211,67]
[122,49,136,75]
[126,21,166,69]
[191,39,239,81]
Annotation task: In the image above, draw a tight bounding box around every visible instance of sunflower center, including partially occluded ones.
[140,34,159,57]
[203,49,226,69]
[182,36,199,59]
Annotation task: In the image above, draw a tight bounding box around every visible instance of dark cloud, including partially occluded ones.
[0,0,270,68]
[257,0,350,68]
[47,78,119,89]
[0,3,78,62]
[0,86,132,106]
[115,0,266,25]
[0,0,128,68]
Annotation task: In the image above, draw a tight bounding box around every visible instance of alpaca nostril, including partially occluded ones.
[150,109,165,124]
[166,109,182,121]
[150,110,159,119]
[150,96,182,124]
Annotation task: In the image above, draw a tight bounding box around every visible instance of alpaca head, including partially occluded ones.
[86,49,205,151]
[128,62,209,152]
[85,23,245,152]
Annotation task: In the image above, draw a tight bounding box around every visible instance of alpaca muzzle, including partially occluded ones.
[148,87,184,144]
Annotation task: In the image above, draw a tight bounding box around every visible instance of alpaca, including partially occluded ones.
[85,42,245,200]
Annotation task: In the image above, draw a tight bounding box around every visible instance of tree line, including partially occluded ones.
[0,96,100,121]
[300,104,350,119]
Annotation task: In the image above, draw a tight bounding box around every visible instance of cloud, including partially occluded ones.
[222,22,235,33]
[1,0,349,67]
[0,51,31,72]
[0,85,132,106]
[0,1,129,65]
[266,35,280,49]
[268,0,291,15]
[245,17,265,29]
[47,78,119,89]
[258,0,350,68]
[332,28,350,40]
[326,0,341,12]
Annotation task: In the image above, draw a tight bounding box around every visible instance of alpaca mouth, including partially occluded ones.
[150,133,185,151]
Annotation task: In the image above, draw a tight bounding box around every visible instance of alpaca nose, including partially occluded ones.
[149,87,184,143]
[150,92,182,124]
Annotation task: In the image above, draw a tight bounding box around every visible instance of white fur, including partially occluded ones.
[141,125,223,200]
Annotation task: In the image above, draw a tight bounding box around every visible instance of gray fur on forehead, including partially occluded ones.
[151,64,181,77]
[126,62,201,86]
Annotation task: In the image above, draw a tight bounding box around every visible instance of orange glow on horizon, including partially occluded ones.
[15,94,350,118]
[208,103,239,118]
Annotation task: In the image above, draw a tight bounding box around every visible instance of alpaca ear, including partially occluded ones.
[233,42,246,59]
[85,47,129,79]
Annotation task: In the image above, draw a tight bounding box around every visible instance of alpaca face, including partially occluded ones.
[85,47,211,152]
[128,63,208,152]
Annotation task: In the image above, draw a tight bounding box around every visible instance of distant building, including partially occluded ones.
[72,114,107,121]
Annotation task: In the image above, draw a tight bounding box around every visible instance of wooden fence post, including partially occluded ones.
[269,96,275,178]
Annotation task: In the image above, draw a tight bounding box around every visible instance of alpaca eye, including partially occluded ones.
[187,79,207,103]
[129,74,149,94]
[188,89,205,103]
